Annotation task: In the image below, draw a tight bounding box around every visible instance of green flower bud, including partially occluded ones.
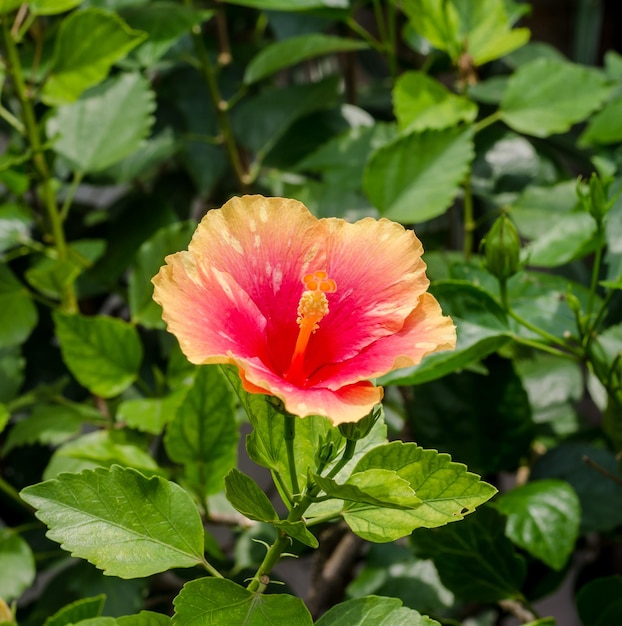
[577,173,616,225]
[483,213,521,282]
[338,405,382,441]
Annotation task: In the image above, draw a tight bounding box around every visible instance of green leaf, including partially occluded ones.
[30,0,83,15]
[25,256,81,300]
[530,443,622,533]
[121,2,212,66]
[0,0,22,15]
[21,465,205,578]
[222,0,346,9]
[47,72,155,173]
[117,392,187,435]
[224,468,278,522]
[272,519,318,549]
[577,577,622,626]
[580,93,622,146]
[44,595,106,626]
[494,479,580,570]
[117,612,171,626]
[500,58,611,137]
[54,312,143,398]
[316,596,441,626]
[0,346,24,404]
[0,203,32,252]
[0,529,35,602]
[43,8,146,105]
[129,220,196,329]
[244,33,367,84]
[381,280,510,385]
[411,507,526,602]
[0,263,38,347]
[393,71,478,132]
[164,365,238,496]
[364,127,474,223]
[173,578,313,625]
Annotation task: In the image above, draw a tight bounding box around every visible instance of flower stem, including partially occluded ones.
[283,413,300,498]
[1,18,77,313]
[201,557,225,579]
[325,438,357,480]
[463,173,475,260]
[587,223,605,318]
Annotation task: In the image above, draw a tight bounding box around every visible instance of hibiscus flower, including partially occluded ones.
[152,195,456,425]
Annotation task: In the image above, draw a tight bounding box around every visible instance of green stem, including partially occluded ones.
[1,18,77,313]
[474,110,502,134]
[201,557,225,578]
[0,102,25,133]
[587,224,604,318]
[0,475,30,512]
[325,438,357,480]
[463,174,475,260]
[346,17,384,54]
[186,3,248,190]
[59,170,84,222]
[283,413,300,498]
[511,334,577,360]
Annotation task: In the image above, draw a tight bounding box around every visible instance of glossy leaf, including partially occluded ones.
[577,576,622,626]
[54,312,143,398]
[500,58,611,137]
[245,33,367,84]
[412,507,526,602]
[393,71,477,132]
[30,0,83,15]
[580,94,622,146]
[0,529,35,602]
[117,612,171,626]
[47,72,155,173]
[494,479,580,570]
[44,595,106,626]
[173,578,313,625]
[364,127,474,223]
[42,8,146,105]
[116,392,187,435]
[316,596,440,626]
[0,263,38,347]
[164,365,238,496]
[224,468,278,522]
[21,466,205,578]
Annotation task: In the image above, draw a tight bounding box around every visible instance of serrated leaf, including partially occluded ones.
[393,71,477,132]
[173,578,313,625]
[500,58,611,137]
[21,465,205,578]
[47,72,155,173]
[44,595,106,626]
[273,519,318,548]
[577,576,622,626]
[493,479,580,571]
[364,127,474,223]
[164,365,238,496]
[54,312,143,398]
[0,263,38,347]
[412,507,526,602]
[43,8,146,105]
[244,33,367,84]
[129,220,196,329]
[0,529,35,602]
[224,468,278,522]
[316,596,440,626]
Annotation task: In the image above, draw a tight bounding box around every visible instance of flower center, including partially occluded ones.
[284,270,336,385]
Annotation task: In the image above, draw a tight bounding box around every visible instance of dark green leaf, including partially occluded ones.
[316,596,440,626]
[54,312,143,398]
[0,203,32,252]
[245,34,367,84]
[43,8,146,105]
[173,578,313,625]
[577,576,622,626]
[21,466,205,578]
[0,529,35,602]
[0,346,24,403]
[47,72,156,173]
[25,256,81,300]
[494,479,580,570]
[164,365,238,496]
[412,507,526,602]
[224,468,278,522]
[364,127,474,223]
[0,263,38,347]
[44,595,106,626]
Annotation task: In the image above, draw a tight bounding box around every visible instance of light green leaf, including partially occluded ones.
[44,595,106,626]
[244,33,367,84]
[42,430,163,480]
[21,465,205,578]
[121,2,212,66]
[30,0,83,15]
[393,71,477,132]
[364,127,474,223]
[494,479,580,571]
[0,203,32,252]
[316,596,440,626]
[117,612,171,626]
[54,312,143,398]
[173,578,313,625]
[577,576,622,626]
[580,94,622,146]
[129,220,196,329]
[43,8,146,105]
[117,392,187,435]
[0,405,9,435]
[222,0,346,9]
[0,0,22,15]
[0,529,35,602]
[0,263,38,347]
[224,468,278,522]
[164,365,238,496]
[25,256,81,300]
[412,507,526,602]
[47,72,155,173]
[272,520,318,548]
[500,58,611,137]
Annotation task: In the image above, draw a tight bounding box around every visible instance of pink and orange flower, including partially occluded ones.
[152,195,456,425]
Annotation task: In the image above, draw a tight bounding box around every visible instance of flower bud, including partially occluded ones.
[577,173,615,225]
[338,405,382,441]
[483,214,521,282]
